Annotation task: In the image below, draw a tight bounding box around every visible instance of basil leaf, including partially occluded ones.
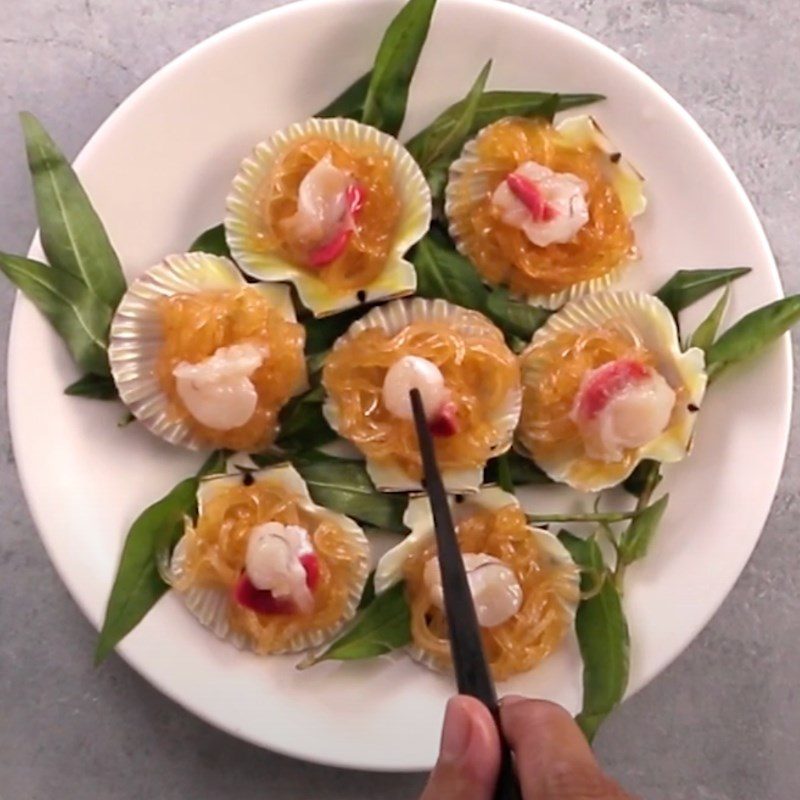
[358,571,377,610]
[618,494,669,567]
[64,372,118,400]
[412,231,489,311]
[317,71,372,119]
[655,267,750,317]
[292,451,409,532]
[275,385,337,452]
[299,582,411,666]
[361,0,437,135]
[622,459,661,498]
[0,252,112,376]
[706,294,800,383]
[687,286,730,352]
[408,60,492,194]
[559,532,629,742]
[20,112,126,309]
[485,451,551,486]
[485,287,550,341]
[94,450,228,664]
[189,223,231,258]
[492,452,515,493]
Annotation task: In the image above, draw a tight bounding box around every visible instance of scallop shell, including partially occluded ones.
[225,117,431,317]
[374,487,579,674]
[322,297,523,493]
[108,252,305,450]
[445,114,646,310]
[517,291,707,491]
[161,464,371,655]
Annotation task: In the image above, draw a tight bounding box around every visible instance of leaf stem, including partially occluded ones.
[527,510,638,524]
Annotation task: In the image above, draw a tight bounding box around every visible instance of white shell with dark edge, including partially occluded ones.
[161,464,371,655]
[322,297,523,493]
[517,290,707,491]
[225,117,432,317]
[445,114,646,309]
[108,252,306,451]
[374,487,579,673]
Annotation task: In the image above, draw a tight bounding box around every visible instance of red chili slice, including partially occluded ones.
[306,182,366,268]
[576,359,651,420]
[428,401,459,437]
[232,552,319,615]
[506,173,558,222]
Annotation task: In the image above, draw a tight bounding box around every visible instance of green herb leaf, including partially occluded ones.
[412,231,488,311]
[64,372,118,400]
[94,476,196,665]
[655,267,750,317]
[292,451,409,532]
[299,582,411,667]
[405,91,597,166]
[95,451,227,664]
[189,223,231,258]
[361,0,437,135]
[358,571,377,610]
[622,459,661,498]
[687,286,730,352]
[303,306,366,354]
[706,295,800,383]
[20,112,126,309]
[493,452,515,493]
[485,287,550,341]
[485,451,551,486]
[317,71,372,119]
[618,494,669,567]
[275,385,337,453]
[559,533,629,742]
[408,60,492,197]
[0,252,112,375]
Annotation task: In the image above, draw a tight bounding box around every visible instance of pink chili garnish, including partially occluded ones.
[428,401,459,437]
[232,552,320,616]
[307,182,366,268]
[506,173,558,222]
[308,228,352,268]
[575,359,651,420]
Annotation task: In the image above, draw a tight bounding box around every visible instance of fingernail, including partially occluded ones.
[500,694,527,706]
[439,697,473,764]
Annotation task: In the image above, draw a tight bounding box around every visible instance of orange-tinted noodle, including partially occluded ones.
[156,288,306,451]
[404,504,579,680]
[323,317,520,480]
[174,480,363,653]
[449,118,635,297]
[256,137,401,291]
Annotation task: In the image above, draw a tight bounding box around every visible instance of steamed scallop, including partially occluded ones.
[516,291,707,491]
[225,117,431,317]
[321,297,522,493]
[108,252,307,451]
[161,464,370,655]
[445,115,646,308]
[374,488,579,680]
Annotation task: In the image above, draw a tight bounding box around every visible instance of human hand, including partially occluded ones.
[419,695,636,800]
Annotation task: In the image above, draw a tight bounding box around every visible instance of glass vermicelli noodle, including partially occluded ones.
[323,319,520,479]
[403,504,579,680]
[449,118,635,297]
[155,288,306,451]
[174,480,363,654]
[260,137,402,290]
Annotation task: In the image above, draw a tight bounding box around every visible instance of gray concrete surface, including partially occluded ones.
[1,1,799,798]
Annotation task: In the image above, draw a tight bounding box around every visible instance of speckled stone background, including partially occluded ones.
[1,1,798,798]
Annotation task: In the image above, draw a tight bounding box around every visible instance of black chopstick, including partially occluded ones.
[409,390,520,800]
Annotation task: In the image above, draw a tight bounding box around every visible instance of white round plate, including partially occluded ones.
[7,0,790,773]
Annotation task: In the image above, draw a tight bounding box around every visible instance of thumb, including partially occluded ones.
[419,695,501,800]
